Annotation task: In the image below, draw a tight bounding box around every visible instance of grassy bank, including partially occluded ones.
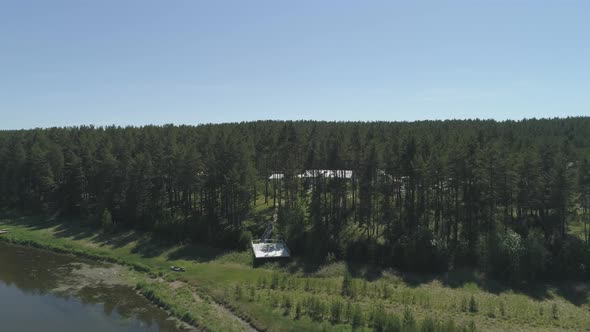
[0,216,251,332]
[1,214,589,331]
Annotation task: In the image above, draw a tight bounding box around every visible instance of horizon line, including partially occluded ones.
[2,116,589,131]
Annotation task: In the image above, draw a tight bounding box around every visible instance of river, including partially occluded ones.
[0,242,193,332]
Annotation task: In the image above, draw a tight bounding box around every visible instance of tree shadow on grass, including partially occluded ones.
[278,256,386,280]
[19,215,141,250]
[0,212,100,243]
[344,261,385,282]
[1,213,58,230]
[166,242,227,263]
[129,236,177,259]
[399,267,590,308]
[52,222,97,242]
[2,212,235,264]
[1,213,166,258]
[94,231,141,249]
[254,257,301,273]
[281,257,322,275]
[553,283,590,306]
[281,252,590,308]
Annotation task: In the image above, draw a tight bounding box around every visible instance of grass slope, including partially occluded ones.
[1,214,589,332]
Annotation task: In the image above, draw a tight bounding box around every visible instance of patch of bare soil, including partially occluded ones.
[169,280,186,290]
[53,262,130,293]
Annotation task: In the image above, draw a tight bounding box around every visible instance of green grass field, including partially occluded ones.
[1,213,589,331]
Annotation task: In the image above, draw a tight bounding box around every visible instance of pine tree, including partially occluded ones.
[102,208,114,232]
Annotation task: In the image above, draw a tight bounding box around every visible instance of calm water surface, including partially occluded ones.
[0,242,191,332]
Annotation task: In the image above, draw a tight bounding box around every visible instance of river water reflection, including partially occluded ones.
[0,242,191,332]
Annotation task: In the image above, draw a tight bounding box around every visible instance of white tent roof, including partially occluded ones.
[252,241,290,258]
[298,169,353,179]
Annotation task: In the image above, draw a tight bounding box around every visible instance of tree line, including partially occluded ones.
[1,119,589,281]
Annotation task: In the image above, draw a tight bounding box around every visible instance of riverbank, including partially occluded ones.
[1,214,589,331]
[0,216,257,332]
[0,241,198,332]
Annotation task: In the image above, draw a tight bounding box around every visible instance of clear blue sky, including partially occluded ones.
[1,1,589,129]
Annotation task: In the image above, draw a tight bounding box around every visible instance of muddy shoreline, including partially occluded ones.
[0,241,198,332]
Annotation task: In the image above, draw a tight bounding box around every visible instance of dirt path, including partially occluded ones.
[167,279,258,332]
